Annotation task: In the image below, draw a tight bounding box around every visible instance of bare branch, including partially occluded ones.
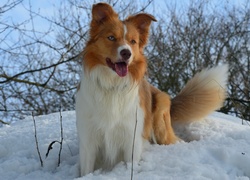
[131,107,138,180]
[32,112,44,167]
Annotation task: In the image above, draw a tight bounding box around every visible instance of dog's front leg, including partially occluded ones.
[79,140,96,176]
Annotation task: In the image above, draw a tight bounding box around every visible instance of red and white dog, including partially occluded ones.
[76,3,228,176]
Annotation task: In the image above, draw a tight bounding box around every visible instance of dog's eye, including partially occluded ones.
[130,40,136,44]
[108,36,116,41]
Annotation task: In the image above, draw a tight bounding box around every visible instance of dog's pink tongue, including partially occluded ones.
[115,62,128,77]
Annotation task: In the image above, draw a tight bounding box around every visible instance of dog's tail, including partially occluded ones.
[170,64,228,122]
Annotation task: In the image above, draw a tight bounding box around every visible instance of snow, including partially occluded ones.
[0,111,250,180]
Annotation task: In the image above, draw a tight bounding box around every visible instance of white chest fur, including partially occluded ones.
[76,66,145,176]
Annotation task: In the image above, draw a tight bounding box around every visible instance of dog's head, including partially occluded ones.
[84,3,156,80]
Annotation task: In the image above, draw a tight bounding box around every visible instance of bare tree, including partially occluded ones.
[0,0,84,121]
[0,0,154,122]
[0,0,249,122]
[146,0,250,120]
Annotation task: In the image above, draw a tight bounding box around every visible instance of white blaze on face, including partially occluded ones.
[123,24,127,39]
[117,24,132,63]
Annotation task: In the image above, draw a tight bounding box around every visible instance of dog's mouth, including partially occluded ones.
[106,58,128,77]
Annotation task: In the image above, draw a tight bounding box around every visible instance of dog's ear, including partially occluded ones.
[91,3,118,24]
[90,3,119,39]
[126,14,156,47]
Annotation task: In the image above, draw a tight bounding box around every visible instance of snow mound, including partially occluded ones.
[0,111,250,180]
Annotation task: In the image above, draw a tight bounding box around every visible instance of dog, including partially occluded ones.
[75,3,228,176]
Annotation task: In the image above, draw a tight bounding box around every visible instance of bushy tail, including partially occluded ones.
[170,64,228,122]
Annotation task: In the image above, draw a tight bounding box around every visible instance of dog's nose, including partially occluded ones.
[120,49,131,60]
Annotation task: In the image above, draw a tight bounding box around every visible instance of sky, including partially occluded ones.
[1,0,249,44]
[1,0,248,68]
[2,0,248,28]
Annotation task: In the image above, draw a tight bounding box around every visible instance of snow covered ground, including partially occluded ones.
[0,111,250,180]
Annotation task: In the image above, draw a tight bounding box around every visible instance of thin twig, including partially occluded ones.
[58,107,64,167]
[45,108,64,167]
[45,140,59,158]
[0,119,9,125]
[32,112,43,167]
[131,107,138,180]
